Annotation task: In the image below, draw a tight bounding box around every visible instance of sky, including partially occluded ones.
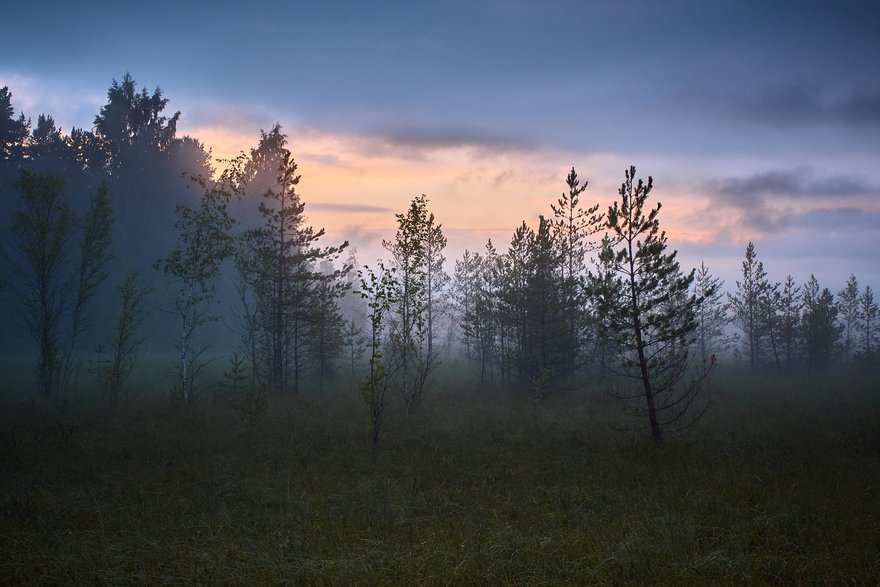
[3,0,879,291]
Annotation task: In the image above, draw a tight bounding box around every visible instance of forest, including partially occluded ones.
[2,75,879,583]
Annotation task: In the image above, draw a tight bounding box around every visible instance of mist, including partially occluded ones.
[3,25,880,582]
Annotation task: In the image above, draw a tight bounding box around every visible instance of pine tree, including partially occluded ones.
[729,242,767,372]
[693,262,729,363]
[239,127,347,392]
[550,167,603,376]
[857,285,878,361]
[778,275,802,370]
[590,166,713,444]
[801,275,842,373]
[837,273,860,361]
[0,86,30,160]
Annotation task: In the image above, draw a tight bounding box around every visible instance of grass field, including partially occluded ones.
[2,364,879,584]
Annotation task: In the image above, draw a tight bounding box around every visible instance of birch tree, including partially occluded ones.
[7,171,112,396]
[156,160,243,405]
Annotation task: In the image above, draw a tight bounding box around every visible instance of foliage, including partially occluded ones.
[99,272,149,407]
[777,275,802,370]
[590,166,713,444]
[93,72,181,168]
[220,353,267,430]
[858,285,878,360]
[800,275,842,373]
[356,261,395,457]
[60,182,114,395]
[238,125,348,393]
[383,194,442,414]
[6,171,112,396]
[837,273,860,360]
[693,262,730,362]
[155,158,245,405]
[728,242,768,372]
[550,167,604,375]
[0,86,30,160]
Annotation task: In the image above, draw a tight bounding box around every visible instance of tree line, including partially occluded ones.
[2,75,877,447]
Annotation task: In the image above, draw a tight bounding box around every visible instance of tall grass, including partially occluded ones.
[1,364,878,584]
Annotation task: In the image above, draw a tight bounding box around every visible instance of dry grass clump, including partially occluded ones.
[1,368,879,584]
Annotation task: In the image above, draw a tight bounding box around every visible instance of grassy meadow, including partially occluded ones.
[1,362,879,584]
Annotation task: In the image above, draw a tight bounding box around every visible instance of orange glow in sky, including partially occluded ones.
[181,122,879,276]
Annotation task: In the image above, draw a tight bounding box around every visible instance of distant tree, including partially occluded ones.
[453,248,480,359]
[92,73,209,279]
[93,72,180,169]
[6,172,74,395]
[590,166,713,445]
[777,275,802,370]
[729,242,767,372]
[59,182,114,394]
[66,127,108,172]
[383,195,436,414]
[693,262,729,363]
[309,263,350,385]
[156,160,243,405]
[6,171,112,396]
[343,318,366,379]
[30,115,66,160]
[100,272,149,407]
[800,275,842,373]
[239,126,348,392]
[757,276,783,371]
[422,202,448,358]
[500,222,535,387]
[0,86,30,160]
[837,273,860,361]
[550,167,603,376]
[455,242,501,384]
[520,215,574,398]
[857,285,878,360]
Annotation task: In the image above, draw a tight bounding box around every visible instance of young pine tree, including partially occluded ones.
[837,273,860,361]
[693,262,730,364]
[800,275,842,373]
[590,166,713,445]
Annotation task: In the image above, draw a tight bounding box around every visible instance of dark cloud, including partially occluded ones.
[307,203,394,213]
[787,207,880,233]
[695,168,880,237]
[708,167,877,200]
[734,85,880,128]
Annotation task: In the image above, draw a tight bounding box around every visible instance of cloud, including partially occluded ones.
[178,103,276,135]
[787,207,880,233]
[300,152,345,167]
[355,123,537,160]
[708,167,878,201]
[307,202,394,213]
[733,85,880,128]
[685,167,880,241]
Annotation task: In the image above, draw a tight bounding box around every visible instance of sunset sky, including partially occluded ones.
[3,0,879,289]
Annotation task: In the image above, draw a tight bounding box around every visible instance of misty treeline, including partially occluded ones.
[1,76,877,444]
